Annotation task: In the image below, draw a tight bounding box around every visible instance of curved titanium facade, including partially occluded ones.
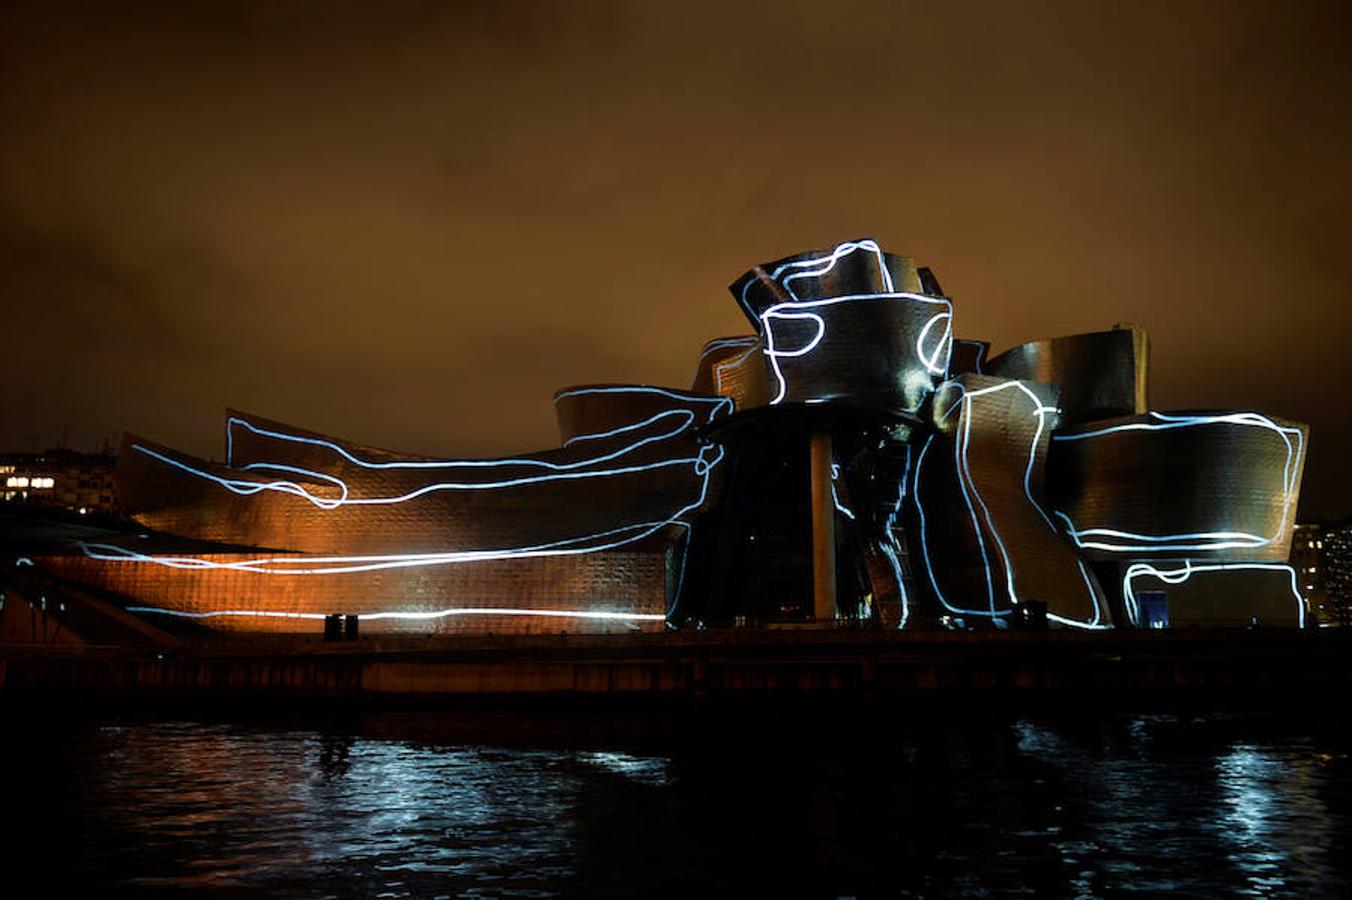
[689,336,771,411]
[121,393,727,558]
[1048,411,1306,562]
[911,375,1105,627]
[48,547,671,635]
[732,238,922,319]
[27,236,1311,634]
[985,327,1149,426]
[56,388,733,634]
[729,240,952,414]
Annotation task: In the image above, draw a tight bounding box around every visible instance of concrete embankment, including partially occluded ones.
[2,629,1348,702]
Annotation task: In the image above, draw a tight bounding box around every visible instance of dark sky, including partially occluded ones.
[2,2,1349,519]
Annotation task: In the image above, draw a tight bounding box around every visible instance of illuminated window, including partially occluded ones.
[6,476,28,488]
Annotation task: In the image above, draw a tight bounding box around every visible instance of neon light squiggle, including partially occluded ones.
[734,240,951,406]
[125,605,666,623]
[153,391,734,512]
[759,293,953,406]
[228,389,729,469]
[879,541,909,630]
[1053,412,1304,554]
[80,446,727,574]
[562,409,695,447]
[1120,561,1304,629]
[95,391,733,598]
[736,239,892,321]
[141,443,712,510]
[916,379,1102,626]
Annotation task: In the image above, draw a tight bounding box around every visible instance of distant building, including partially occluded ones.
[0,449,118,515]
[1290,524,1329,624]
[1322,523,1352,627]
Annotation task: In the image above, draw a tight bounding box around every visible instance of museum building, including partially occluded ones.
[28,239,1308,635]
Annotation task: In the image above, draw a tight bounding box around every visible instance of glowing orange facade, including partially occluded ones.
[33,239,1310,634]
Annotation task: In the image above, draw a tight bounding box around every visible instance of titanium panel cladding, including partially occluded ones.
[31,235,1313,635]
[1049,412,1308,561]
[689,336,771,411]
[729,239,951,414]
[914,374,1106,627]
[118,397,727,559]
[985,327,1149,425]
[44,549,670,635]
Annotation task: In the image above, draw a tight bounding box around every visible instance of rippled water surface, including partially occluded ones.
[6,702,1349,896]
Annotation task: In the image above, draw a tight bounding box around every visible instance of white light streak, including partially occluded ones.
[125,605,666,623]
[1120,561,1305,629]
[1052,412,1304,554]
[758,293,953,406]
[915,378,1103,626]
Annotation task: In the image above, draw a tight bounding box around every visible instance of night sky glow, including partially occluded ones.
[1,1,1348,518]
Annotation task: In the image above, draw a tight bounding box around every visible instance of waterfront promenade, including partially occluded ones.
[3,628,1348,702]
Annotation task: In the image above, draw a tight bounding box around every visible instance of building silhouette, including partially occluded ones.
[25,239,1310,635]
[1319,523,1352,627]
[1,449,117,515]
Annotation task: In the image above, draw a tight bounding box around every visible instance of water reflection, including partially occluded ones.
[5,705,1348,896]
[1216,743,1338,896]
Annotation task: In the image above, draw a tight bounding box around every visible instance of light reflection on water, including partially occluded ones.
[6,705,1349,897]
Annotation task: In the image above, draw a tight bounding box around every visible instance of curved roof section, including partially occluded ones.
[729,237,922,322]
[117,396,731,557]
[985,326,1149,426]
[225,408,445,472]
[689,336,771,411]
[552,383,732,447]
[914,374,1105,627]
[726,239,952,414]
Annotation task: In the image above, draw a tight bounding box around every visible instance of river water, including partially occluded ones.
[5,701,1348,897]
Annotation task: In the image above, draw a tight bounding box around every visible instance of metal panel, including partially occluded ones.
[912,375,1107,627]
[985,326,1149,425]
[96,388,733,633]
[732,237,922,319]
[42,547,670,635]
[689,336,771,411]
[40,236,1313,636]
[118,392,729,558]
[728,239,951,414]
[1049,411,1308,562]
